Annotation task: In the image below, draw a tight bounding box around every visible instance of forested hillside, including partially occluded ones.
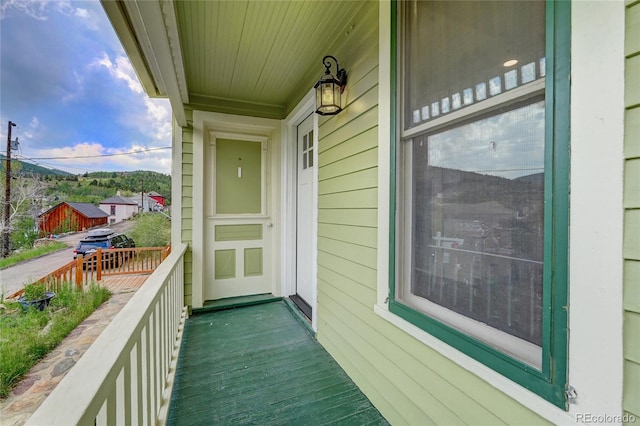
[46,171,171,205]
[1,158,171,204]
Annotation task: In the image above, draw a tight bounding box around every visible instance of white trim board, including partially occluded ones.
[282,90,319,331]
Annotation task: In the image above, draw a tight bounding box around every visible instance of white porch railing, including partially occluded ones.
[26,243,189,426]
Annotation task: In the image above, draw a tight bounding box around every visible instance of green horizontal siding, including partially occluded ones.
[625,312,640,363]
[321,148,378,180]
[627,2,640,55]
[624,361,640,417]
[318,251,377,289]
[318,236,377,270]
[625,207,640,260]
[181,110,194,307]
[318,187,378,210]
[626,55,640,106]
[318,223,378,247]
[624,2,640,421]
[319,168,378,195]
[625,260,640,312]
[627,109,640,159]
[319,107,379,154]
[626,159,640,207]
[321,127,378,166]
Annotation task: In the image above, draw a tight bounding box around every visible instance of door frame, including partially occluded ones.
[282,90,319,330]
[204,132,272,301]
[192,110,282,309]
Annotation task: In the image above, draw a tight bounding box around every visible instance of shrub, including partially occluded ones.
[22,283,47,301]
[129,213,170,247]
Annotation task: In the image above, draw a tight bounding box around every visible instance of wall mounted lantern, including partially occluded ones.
[314,55,347,116]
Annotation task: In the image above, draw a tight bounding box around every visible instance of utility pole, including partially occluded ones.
[3,121,17,257]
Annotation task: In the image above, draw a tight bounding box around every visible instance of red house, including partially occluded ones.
[147,191,166,207]
[38,202,108,235]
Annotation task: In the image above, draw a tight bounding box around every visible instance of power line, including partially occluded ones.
[14,157,106,173]
[21,146,171,160]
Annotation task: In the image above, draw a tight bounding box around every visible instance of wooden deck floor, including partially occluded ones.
[168,302,388,426]
[100,273,149,293]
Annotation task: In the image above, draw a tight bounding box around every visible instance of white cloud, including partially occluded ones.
[36,141,105,158]
[0,0,78,21]
[27,142,172,174]
[91,53,144,94]
[74,7,101,31]
[143,98,172,141]
[0,0,50,20]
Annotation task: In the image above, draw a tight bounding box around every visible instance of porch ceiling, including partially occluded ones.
[102,1,367,124]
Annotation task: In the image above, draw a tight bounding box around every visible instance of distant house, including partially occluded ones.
[147,191,167,207]
[38,202,108,235]
[129,193,163,213]
[99,194,138,224]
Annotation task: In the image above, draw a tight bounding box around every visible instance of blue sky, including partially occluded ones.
[0,0,172,175]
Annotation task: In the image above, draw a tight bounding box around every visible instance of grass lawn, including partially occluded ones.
[0,242,68,270]
[0,283,111,398]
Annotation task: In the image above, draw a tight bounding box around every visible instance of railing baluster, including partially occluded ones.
[142,324,150,426]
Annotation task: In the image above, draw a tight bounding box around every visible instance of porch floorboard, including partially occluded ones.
[168,301,388,425]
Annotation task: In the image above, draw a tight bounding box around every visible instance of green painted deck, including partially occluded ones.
[168,301,388,425]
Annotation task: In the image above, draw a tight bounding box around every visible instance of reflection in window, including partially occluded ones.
[476,83,487,101]
[505,70,518,90]
[422,106,430,120]
[521,62,536,84]
[489,76,502,96]
[413,110,421,124]
[403,1,545,129]
[463,88,473,105]
[409,100,545,347]
[441,97,450,114]
[431,101,440,117]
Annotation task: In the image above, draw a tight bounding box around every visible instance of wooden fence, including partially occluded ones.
[9,245,171,299]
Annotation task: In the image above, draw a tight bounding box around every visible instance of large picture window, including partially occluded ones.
[390,0,569,408]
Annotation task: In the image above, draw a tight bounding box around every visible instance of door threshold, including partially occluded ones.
[289,294,312,320]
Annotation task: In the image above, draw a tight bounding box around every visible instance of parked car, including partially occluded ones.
[74,228,136,269]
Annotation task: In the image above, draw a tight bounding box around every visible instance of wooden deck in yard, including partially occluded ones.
[100,273,149,293]
[168,301,388,426]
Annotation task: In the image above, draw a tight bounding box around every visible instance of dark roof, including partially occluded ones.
[99,195,138,205]
[66,202,109,218]
[38,202,109,219]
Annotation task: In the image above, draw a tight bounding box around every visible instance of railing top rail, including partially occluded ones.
[26,243,187,425]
